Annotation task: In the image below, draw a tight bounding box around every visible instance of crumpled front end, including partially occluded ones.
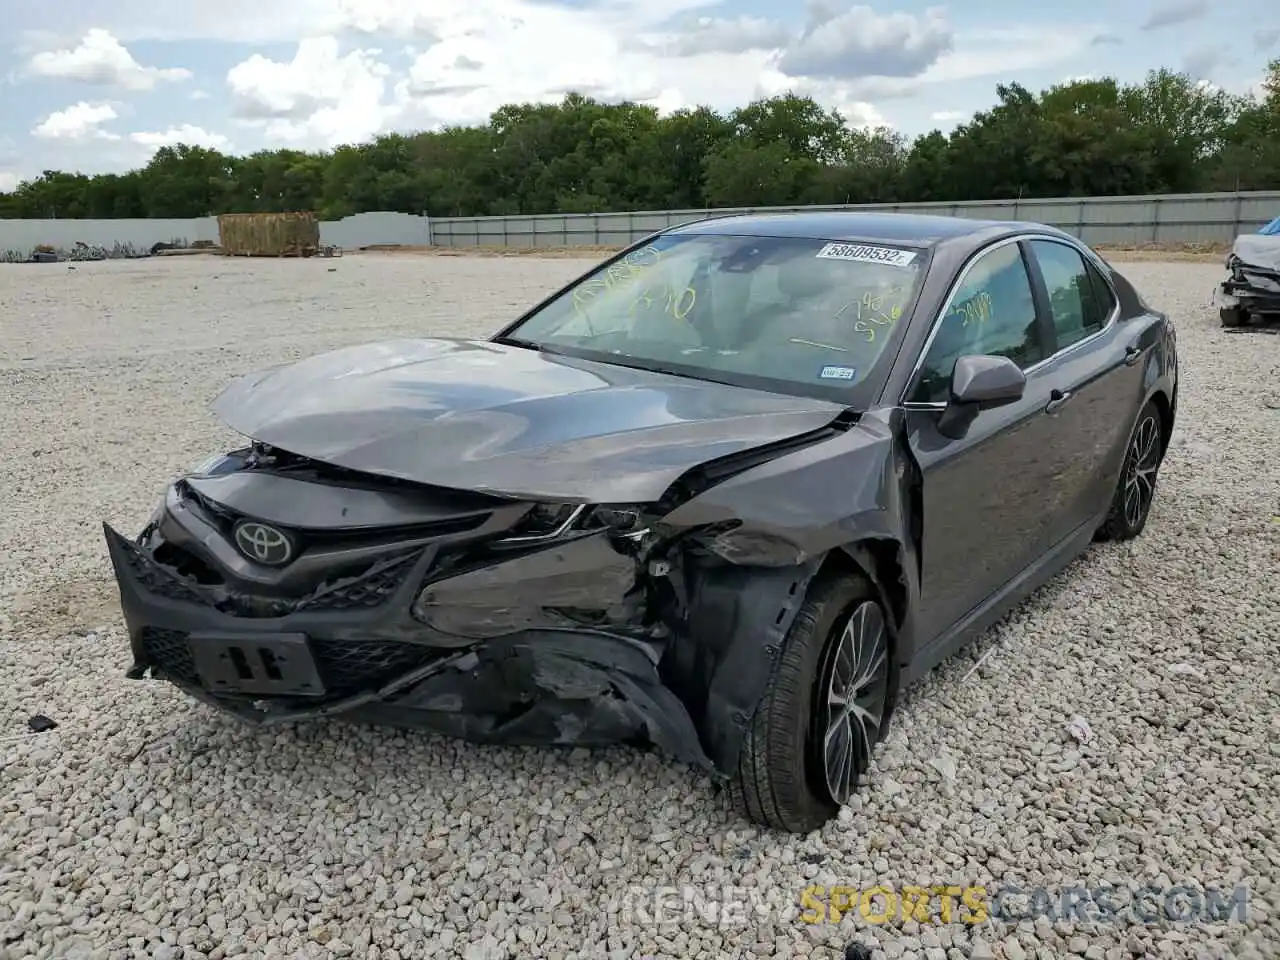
[102,440,845,774]
[1219,237,1280,318]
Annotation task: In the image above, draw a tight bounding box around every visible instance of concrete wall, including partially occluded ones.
[0,211,432,260]
[0,217,219,258]
[430,191,1280,248]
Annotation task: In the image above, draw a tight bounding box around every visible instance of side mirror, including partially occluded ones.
[950,354,1026,407]
[937,355,1026,439]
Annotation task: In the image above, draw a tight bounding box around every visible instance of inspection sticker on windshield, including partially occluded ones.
[816,242,917,267]
[819,365,857,380]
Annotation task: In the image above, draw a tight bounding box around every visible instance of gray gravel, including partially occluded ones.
[1,253,1277,960]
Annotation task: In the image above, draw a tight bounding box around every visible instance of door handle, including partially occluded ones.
[1124,343,1144,366]
[1044,389,1073,414]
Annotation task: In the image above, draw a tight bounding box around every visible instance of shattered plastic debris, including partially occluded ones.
[27,715,58,733]
[1066,715,1094,745]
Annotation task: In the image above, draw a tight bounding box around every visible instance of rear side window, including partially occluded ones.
[1029,240,1116,351]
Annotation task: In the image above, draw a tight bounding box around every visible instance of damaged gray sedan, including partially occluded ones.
[104,212,1178,833]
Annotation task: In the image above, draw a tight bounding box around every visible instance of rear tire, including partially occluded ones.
[1097,399,1164,542]
[1220,306,1246,328]
[730,571,894,833]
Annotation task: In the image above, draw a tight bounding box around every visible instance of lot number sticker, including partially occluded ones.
[816,243,917,267]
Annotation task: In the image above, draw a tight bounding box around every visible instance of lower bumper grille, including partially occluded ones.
[139,628,437,697]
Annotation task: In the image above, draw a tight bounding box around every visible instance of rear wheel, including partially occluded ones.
[1220,306,1246,328]
[730,572,894,833]
[1097,399,1164,541]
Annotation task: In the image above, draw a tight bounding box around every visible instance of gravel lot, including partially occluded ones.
[1,253,1277,960]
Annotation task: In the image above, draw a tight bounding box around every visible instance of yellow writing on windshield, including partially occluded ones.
[844,287,908,343]
[572,244,666,314]
[631,283,696,320]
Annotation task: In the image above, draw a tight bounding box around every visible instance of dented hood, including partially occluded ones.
[211,338,847,502]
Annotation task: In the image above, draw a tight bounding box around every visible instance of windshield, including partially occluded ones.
[501,232,927,403]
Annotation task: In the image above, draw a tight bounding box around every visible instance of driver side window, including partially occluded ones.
[910,243,1044,404]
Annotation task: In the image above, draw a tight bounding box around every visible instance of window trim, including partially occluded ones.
[900,233,1121,410]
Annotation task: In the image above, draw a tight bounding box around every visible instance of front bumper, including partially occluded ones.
[103,484,714,771]
[1218,275,1280,316]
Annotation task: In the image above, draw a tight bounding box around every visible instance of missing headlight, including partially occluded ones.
[493,503,590,547]
[492,503,653,548]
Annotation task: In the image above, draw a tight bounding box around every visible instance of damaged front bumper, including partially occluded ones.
[1218,260,1280,317]
[104,475,742,771]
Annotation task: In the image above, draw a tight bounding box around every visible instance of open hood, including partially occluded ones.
[210,338,848,502]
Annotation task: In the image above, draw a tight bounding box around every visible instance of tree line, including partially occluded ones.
[2,62,1277,221]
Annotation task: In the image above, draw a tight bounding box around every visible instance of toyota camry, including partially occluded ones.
[103,212,1177,833]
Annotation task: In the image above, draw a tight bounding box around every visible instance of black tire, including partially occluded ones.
[730,571,894,833]
[1097,399,1165,542]
[1220,306,1245,328]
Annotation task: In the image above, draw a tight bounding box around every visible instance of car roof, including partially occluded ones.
[665,211,1040,249]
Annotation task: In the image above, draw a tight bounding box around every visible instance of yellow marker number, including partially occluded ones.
[630,284,696,320]
[850,288,906,343]
[952,290,993,328]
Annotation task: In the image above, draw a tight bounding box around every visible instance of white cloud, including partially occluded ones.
[226,36,395,146]
[931,110,965,122]
[196,1,1096,150]
[639,16,793,57]
[776,5,953,81]
[0,171,20,192]
[26,28,192,91]
[8,2,348,44]
[919,26,1096,86]
[191,89,212,101]
[130,125,231,151]
[32,102,121,140]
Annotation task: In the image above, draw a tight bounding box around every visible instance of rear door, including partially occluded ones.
[901,238,1067,645]
[1021,238,1149,543]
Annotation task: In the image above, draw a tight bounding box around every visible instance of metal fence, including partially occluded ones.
[4,192,1277,260]
[429,191,1280,249]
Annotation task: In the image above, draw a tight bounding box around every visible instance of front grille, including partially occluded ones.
[140,629,436,698]
[295,554,418,612]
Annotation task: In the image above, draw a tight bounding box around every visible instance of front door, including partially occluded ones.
[902,240,1064,645]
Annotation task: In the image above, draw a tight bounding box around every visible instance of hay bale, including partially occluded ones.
[216,212,320,258]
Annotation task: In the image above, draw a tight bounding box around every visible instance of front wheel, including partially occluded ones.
[730,572,895,833]
[1220,306,1246,328]
[1097,399,1165,541]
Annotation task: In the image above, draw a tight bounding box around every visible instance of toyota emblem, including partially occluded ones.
[233,521,294,566]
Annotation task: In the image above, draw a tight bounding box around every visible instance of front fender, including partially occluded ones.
[657,409,920,774]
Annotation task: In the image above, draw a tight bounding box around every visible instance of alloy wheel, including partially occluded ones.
[1123,414,1161,529]
[818,600,890,805]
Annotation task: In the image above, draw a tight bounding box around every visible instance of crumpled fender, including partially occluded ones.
[657,408,920,774]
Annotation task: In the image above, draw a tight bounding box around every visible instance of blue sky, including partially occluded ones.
[1,0,1276,191]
